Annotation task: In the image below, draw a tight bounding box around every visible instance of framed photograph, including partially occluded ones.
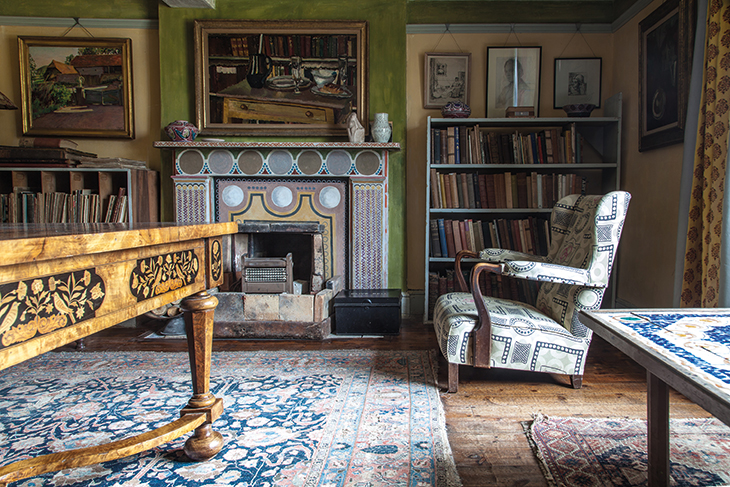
[194,19,368,137]
[486,47,541,118]
[423,52,471,109]
[18,37,134,139]
[639,0,696,151]
[553,57,602,109]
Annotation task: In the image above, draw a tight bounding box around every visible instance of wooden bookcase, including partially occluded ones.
[424,93,622,319]
[0,167,158,224]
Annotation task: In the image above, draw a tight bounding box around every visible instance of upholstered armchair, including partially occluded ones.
[432,191,631,392]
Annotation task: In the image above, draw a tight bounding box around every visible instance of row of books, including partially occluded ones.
[1,188,128,224]
[430,124,598,165]
[429,216,552,259]
[430,169,585,210]
[427,270,539,319]
[209,34,356,60]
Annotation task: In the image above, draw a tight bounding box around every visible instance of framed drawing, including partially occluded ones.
[18,36,134,139]
[553,57,602,109]
[486,46,541,118]
[423,52,471,109]
[194,19,368,137]
[639,0,696,151]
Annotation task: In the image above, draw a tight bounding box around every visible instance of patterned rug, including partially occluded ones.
[0,350,461,486]
[524,415,730,486]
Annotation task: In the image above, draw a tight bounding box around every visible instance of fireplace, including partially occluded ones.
[155,140,399,338]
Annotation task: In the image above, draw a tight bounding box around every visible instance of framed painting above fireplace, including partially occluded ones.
[194,19,369,137]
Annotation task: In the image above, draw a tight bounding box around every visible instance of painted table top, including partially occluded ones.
[581,309,730,409]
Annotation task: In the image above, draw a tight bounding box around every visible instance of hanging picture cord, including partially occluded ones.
[61,18,94,37]
[503,24,523,47]
[431,24,464,53]
[557,23,598,58]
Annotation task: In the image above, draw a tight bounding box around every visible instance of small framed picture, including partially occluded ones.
[423,52,471,109]
[553,57,602,109]
[486,46,541,118]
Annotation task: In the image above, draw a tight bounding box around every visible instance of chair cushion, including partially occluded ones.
[433,292,591,376]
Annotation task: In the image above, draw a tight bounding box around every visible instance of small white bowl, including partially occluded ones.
[311,69,336,88]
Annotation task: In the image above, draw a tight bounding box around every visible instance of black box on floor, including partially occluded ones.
[333,289,401,335]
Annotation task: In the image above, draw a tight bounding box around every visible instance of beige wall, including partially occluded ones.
[0,24,161,173]
[611,0,685,307]
[405,30,616,290]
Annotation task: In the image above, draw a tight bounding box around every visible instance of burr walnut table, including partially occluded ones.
[0,222,237,486]
[579,309,730,487]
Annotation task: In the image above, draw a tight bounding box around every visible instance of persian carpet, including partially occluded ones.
[523,415,730,487]
[0,350,461,487]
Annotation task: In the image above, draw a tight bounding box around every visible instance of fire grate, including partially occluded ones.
[241,253,293,294]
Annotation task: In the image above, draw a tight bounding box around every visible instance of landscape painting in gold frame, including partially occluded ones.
[194,19,368,137]
[18,36,134,139]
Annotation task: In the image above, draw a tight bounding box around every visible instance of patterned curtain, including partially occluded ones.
[681,0,730,307]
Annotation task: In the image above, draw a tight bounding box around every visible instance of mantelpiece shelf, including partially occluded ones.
[154,141,400,150]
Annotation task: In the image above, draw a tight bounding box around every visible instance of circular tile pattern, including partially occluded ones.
[297,150,323,175]
[221,185,245,208]
[271,186,294,208]
[238,150,264,175]
[326,150,351,175]
[208,150,235,174]
[319,186,342,209]
[178,150,205,175]
[355,152,380,175]
[268,150,294,175]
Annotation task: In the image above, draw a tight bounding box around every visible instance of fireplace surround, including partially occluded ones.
[154,140,399,338]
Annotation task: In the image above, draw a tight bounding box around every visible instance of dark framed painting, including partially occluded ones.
[553,57,602,109]
[639,0,696,151]
[194,19,368,137]
[486,46,541,118]
[423,52,471,109]
[18,36,134,139]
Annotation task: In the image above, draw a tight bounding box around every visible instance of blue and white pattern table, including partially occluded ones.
[579,309,730,487]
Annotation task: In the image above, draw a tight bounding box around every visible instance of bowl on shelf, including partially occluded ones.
[562,104,596,117]
[310,69,337,88]
[441,101,471,118]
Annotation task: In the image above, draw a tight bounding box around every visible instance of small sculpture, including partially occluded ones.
[347,112,365,143]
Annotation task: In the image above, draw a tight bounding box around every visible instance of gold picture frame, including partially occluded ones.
[194,19,368,137]
[18,36,134,139]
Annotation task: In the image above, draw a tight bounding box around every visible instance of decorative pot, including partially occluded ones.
[165,120,199,141]
[371,113,391,143]
[562,104,596,117]
[247,53,273,89]
[441,101,471,118]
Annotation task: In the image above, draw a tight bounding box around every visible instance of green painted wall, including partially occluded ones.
[0,0,155,19]
[158,0,408,290]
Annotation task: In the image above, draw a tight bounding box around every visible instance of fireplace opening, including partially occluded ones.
[248,233,313,285]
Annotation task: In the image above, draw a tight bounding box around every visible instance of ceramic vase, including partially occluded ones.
[371,113,391,143]
[165,120,199,141]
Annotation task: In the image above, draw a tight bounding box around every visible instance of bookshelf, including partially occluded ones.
[424,92,622,319]
[0,167,158,225]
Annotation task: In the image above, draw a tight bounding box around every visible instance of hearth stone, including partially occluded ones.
[211,289,335,340]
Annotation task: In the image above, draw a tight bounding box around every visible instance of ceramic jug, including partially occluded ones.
[247,54,273,89]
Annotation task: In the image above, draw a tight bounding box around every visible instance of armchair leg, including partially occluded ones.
[447,363,459,393]
[570,375,583,389]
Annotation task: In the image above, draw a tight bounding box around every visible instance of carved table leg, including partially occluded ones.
[180,290,224,461]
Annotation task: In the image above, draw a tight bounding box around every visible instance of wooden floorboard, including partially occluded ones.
[57,317,712,487]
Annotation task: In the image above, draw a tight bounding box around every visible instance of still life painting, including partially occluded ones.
[194,20,368,137]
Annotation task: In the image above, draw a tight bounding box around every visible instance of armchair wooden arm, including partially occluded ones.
[470,262,502,368]
[454,249,478,292]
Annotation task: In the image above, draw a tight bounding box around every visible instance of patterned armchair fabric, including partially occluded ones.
[433,192,631,392]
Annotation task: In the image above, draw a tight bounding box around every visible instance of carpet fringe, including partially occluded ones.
[522,414,559,487]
